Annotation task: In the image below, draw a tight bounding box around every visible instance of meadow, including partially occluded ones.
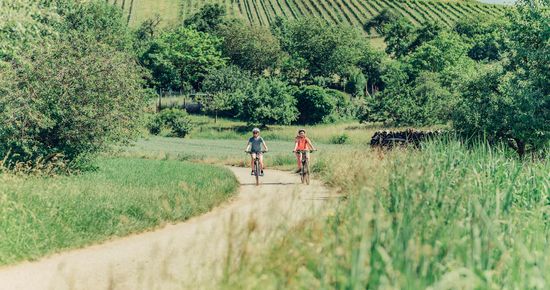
[0,158,237,265]
[221,140,550,289]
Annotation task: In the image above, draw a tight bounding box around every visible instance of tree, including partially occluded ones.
[454,17,509,61]
[218,20,285,74]
[239,78,298,126]
[183,4,227,33]
[0,34,146,169]
[452,0,549,157]
[201,65,254,117]
[383,19,415,58]
[295,86,337,124]
[364,9,400,34]
[141,27,226,91]
[275,18,368,80]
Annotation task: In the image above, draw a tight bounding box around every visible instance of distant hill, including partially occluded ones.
[111,0,506,31]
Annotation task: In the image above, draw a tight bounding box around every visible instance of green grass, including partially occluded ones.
[221,140,550,289]
[0,157,238,265]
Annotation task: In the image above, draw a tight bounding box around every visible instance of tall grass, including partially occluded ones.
[0,158,238,265]
[222,140,550,289]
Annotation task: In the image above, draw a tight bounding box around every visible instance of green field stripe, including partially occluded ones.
[383,0,420,25]
[282,0,300,18]
[126,0,135,24]
[333,0,362,26]
[273,0,291,18]
[411,1,438,23]
[242,0,256,24]
[338,0,366,25]
[348,0,372,19]
[303,0,325,18]
[307,0,336,22]
[439,3,461,21]
[458,2,480,16]
[478,4,501,17]
[366,0,384,13]
[423,2,452,27]
[446,2,469,22]
[433,2,459,23]
[403,1,429,23]
[257,0,272,24]
[237,0,247,18]
[250,0,265,25]
[326,0,354,25]
[267,0,286,19]
[322,0,348,24]
[289,0,307,17]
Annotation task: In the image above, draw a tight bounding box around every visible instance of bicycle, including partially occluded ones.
[294,150,316,185]
[245,151,267,186]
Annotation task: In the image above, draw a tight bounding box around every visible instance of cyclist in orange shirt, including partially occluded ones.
[293,129,316,173]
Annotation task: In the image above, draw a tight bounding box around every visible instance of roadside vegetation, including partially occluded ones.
[222,141,550,289]
[0,158,237,265]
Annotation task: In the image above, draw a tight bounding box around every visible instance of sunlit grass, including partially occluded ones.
[222,140,550,289]
[0,158,238,265]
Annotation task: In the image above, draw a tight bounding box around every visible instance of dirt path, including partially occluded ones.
[0,167,336,290]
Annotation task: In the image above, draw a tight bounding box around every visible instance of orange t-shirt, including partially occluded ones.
[295,136,311,150]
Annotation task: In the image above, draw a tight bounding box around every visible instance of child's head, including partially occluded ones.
[298,129,306,137]
[252,128,260,137]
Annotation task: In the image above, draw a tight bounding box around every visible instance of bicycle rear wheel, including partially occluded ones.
[304,161,310,185]
[255,159,260,186]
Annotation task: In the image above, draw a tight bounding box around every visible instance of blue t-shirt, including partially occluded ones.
[248,137,264,152]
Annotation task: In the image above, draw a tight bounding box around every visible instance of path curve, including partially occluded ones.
[0,167,336,290]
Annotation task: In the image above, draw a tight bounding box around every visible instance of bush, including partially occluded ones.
[239,78,298,126]
[0,34,146,169]
[295,85,337,124]
[149,109,193,138]
[330,133,349,144]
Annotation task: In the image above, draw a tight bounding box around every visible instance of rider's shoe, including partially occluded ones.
[294,168,301,173]
[260,170,264,176]
[251,171,254,175]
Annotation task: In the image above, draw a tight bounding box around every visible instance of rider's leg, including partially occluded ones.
[251,153,256,173]
[296,152,302,169]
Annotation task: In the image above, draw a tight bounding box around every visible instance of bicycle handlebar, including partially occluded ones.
[293,149,317,153]
[245,151,268,153]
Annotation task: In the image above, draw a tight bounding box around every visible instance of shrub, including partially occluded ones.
[0,34,146,169]
[330,133,349,144]
[239,78,298,126]
[149,109,193,138]
[295,85,337,124]
[344,67,367,97]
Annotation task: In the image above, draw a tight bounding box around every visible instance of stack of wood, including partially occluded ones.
[370,129,443,149]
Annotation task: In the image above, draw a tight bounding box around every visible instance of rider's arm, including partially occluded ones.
[293,139,298,152]
[306,138,316,151]
[245,141,251,152]
[262,139,268,151]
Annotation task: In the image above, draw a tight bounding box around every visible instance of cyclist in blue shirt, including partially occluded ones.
[245,128,268,175]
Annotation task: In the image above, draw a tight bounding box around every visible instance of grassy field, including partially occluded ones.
[109,0,507,32]
[221,140,550,289]
[0,158,237,265]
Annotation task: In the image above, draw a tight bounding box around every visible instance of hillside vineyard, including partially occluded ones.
[108,0,506,30]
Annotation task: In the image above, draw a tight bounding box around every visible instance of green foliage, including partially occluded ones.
[201,65,254,117]
[452,0,549,156]
[344,67,367,97]
[140,27,226,91]
[218,20,284,74]
[61,1,133,51]
[149,109,193,138]
[329,133,349,144]
[183,4,227,33]
[295,85,337,124]
[454,17,509,61]
[364,9,400,34]
[275,18,367,80]
[383,19,415,58]
[0,35,146,169]
[407,31,469,75]
[239,78,298,126]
